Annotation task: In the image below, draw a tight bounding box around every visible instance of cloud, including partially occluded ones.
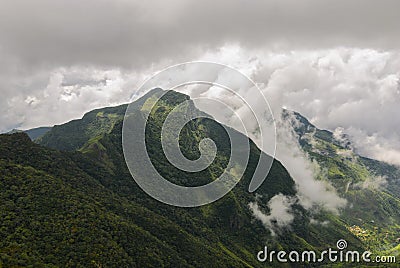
[0,0,400,70]
[1,1,400,167]
[249,194,296,235]
[345,128,400,166]
[247,47,400,166]
[0,66,145,132]
[352,175,388,190]
[2,45,399,169]
[274,112,347,213]
[310,219,330,226]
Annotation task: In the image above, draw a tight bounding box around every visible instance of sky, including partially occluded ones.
[1,0,399,228]
[1,0,399,165]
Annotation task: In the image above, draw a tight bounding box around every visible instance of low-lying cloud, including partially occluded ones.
[249,194,296,235]
[274,112,347,213]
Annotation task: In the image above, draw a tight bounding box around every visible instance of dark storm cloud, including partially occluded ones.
[0,0,399,69]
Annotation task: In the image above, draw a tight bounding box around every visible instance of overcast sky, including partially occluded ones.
[1,0,400,165]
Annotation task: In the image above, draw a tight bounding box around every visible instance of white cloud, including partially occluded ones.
[352,175,388,190]
[248,47,400,166]
[1,0,399,70]
[274,112,347,213]
[0,66,145,132]
[249,194,296,235]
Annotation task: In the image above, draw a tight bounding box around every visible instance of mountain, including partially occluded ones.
[0,89,397,267]
[6,126,52,141]
[286,110,400,255]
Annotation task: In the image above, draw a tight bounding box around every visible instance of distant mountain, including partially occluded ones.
[0,90,397,267]
[285,109,400,255]
[6,126,52,141]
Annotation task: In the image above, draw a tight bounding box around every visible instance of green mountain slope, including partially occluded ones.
[36,105,126,151]
[286,110,400,255]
